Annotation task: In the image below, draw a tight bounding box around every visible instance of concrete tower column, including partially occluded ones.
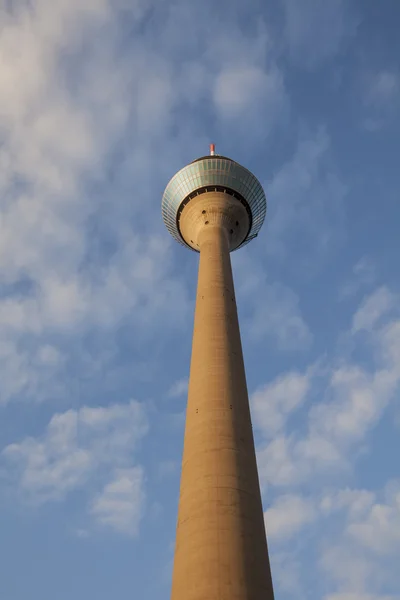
[170,192,274,600]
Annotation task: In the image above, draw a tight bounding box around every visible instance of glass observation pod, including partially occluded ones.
[161,155,267,252]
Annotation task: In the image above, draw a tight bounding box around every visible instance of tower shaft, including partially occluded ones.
[171,208,274,599]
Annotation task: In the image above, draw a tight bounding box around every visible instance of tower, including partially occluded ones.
[161,145,274,600]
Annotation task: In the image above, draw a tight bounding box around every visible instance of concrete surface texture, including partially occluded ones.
[170,192,275,599]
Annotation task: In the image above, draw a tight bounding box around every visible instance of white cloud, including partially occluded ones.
[319,483,400,597]
[269,552,304,597]
[310,364,397,445]
[232,131,346,353]
[260,358,399,487]
[282,0,356,69]
[339,257,376,300]
[213,65,286,128]
[74,528,90,539]
[233,251,312,351]
[265,494,316,540]
[252,370,311,438]
[267,128,347,264]
[0,0,199,408]
[256,287,400,489]
[352,287,397,333]
[0,0,288,409]
[257,435,300,487]
[0,1,397,597]
[0,233,191,405]
[90,467,145,536]
[325,595,399,600]
[256,289,400,598]
[0,236,189,336]
[248,282,313,350]
[0,339,66,405]
[347,487,400,555]
[365,71,399,108]
[37,344,62,366]
[320,542,379,594]
[362,70,400,130]
[257,430,343,489]
[267,488,374,545]
[168,378,188,399]
[2,400,148,533]
[265,486,394,598]
[320,489,376,519]
[353,258,376,282]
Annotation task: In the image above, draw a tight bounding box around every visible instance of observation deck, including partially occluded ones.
[161,149,266,252]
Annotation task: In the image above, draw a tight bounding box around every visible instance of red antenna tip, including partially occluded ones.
[209,143,216,155]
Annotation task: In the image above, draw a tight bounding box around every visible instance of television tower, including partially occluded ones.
[162,145,274,600]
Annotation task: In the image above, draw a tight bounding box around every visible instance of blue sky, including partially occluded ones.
[0,1,399,599]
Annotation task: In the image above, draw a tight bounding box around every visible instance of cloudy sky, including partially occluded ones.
[0,0,399,599]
